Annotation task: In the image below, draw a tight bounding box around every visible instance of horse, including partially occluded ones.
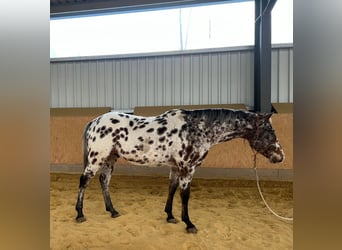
[75,108,284,233]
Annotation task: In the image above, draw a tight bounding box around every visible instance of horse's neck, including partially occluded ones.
[210,122,247,145]
[205,114,253,146]
[183,109,254,147]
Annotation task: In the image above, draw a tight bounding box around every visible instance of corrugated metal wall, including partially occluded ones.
[50,46,293,110]
[271,47,293,103]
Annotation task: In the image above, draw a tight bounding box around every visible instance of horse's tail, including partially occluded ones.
[82,121,92,170]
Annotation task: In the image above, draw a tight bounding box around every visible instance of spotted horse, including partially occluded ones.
[75,108,284,233]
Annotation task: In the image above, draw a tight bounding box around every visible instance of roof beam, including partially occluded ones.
[50,0,235,17]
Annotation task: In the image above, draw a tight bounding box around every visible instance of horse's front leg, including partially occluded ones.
[164,167,179,223]
[179,175,197,233]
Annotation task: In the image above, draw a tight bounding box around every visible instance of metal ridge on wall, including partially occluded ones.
[50,44,293,62]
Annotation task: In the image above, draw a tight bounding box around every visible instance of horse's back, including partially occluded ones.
[85,110,186,167]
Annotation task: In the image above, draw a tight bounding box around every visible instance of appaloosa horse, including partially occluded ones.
[75,109,284,233]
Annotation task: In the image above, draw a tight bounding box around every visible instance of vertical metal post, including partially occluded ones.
[254,0,277,113]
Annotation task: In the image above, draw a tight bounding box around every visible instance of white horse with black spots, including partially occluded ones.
[75,109,284,233]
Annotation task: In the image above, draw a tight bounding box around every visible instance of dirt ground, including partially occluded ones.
[50,173,293,249]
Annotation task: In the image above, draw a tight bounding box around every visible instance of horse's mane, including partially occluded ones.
[181,108,253,125]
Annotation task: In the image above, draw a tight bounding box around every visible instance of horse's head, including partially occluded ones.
[246,113,285,163]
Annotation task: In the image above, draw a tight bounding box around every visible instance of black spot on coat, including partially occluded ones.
[110,119,120,124]
[157,127,167,135]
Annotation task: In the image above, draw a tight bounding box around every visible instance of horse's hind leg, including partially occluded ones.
[164,167,179,223]
[75,168,97,222]
[99,160,120,218]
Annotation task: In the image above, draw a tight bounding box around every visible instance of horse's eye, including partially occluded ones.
[253,141,262,149]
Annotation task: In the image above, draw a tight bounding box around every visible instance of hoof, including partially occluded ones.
[111,213,120,218]
[167,218,178,224]
[76,216,86,223]
[186,226,198,234]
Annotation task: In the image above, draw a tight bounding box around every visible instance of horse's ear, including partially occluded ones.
[258,112,272,121]
[264,113,273,120]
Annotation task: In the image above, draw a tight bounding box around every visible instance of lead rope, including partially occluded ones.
[252,114,293,222]
[253,151,293,221]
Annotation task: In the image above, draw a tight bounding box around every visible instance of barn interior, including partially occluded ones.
[50,1,293,249]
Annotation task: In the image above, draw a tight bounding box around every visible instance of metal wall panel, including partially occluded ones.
[271,47,293,103]
[50,46,293,110]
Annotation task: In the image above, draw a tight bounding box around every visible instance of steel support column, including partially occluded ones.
[254,0,277,112]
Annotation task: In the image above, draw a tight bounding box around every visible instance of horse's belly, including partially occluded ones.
[118,142,174,167]
[125,159,171,167]
[122,152,173,167]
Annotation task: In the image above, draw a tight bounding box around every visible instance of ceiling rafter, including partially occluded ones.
[50,0,235,17]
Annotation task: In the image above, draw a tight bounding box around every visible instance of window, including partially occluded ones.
[272,0,293,44]
[50,0,292,59]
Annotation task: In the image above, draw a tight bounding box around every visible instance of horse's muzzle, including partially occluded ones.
[269,150,285,163]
